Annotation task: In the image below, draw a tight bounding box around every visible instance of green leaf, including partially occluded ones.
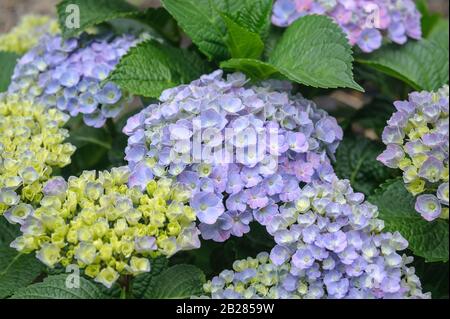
[222,14,264,59]
[263,26,284,60]
[0,246,44,298]
[369,179,449,262]
[109,40,211,98]
[161,0,229,60]
[269,15,363,91]
[231,0,274,40]
[220,58,279,80]
[0,218,20,245]
[57,0,139,38]
[427,18,449,50]
[144,264,205,299]
[11,274,111,299]
[356,39,449,91]
[67,125,112,150]
[134,8,182,43]
[334,136,396,196]
[62,124,112,175]
[0,51,19,93]
[131,256,169,299]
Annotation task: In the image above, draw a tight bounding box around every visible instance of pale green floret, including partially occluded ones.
[11,167,200,288]
[0,95,76,216]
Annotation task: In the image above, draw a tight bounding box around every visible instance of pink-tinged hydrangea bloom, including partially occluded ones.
[272,0,422,52]
[202,178,429,299]
[377,85,449,221]
[8,34,139,127]
[124,70,343,242]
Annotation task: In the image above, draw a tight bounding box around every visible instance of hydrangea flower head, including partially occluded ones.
[10,167,200,288]
[272,0,422,52]
[0,94,75,217]
[0,15,59,54]
[377,85,449,221]
[123,70,343,242]
[202,178,430,299]
[8,33,139,127]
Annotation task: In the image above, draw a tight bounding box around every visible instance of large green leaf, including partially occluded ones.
[131,256,169,299]
[144,264,205,299]
[0,51,19,93]
[57,0,139,38]
[369,179,449,262]
[357,39,449,91]
[109,40,211,98]
[269,15,363,91]
[0,247,44,298]
[334,136,396,196]
[160,0,230,60]
[11,274,110,299]
[230,0,273,40]
[222,14,264,59]
[220,58,279,80]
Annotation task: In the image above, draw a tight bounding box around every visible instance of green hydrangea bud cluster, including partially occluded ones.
[10,167,200,288]
[0,94,75,216]
[0,14,59,54]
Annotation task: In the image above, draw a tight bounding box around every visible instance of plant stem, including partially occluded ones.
[119,275,131,299]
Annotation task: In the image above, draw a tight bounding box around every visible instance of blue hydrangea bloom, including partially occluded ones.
[8,33,138,127]
[201,177,430,299]
[123,70,343,242]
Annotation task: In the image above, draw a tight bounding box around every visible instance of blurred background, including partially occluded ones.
[0,0,448,33]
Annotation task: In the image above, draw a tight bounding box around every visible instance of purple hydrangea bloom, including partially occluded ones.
[256,176,431,299]
[377,85,449,221]
[191,192,225,224]
[203,225,429,299]
[272,0,422,52]
[8,33,138,127]
[124,70,342,242]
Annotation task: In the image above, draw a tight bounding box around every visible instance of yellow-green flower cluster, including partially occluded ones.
[377,85,449,221]
[10,167,201,288]
[0,94,75,215]
[0,15,59,54]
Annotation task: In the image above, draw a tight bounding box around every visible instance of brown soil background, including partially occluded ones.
[0,0,448,33]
